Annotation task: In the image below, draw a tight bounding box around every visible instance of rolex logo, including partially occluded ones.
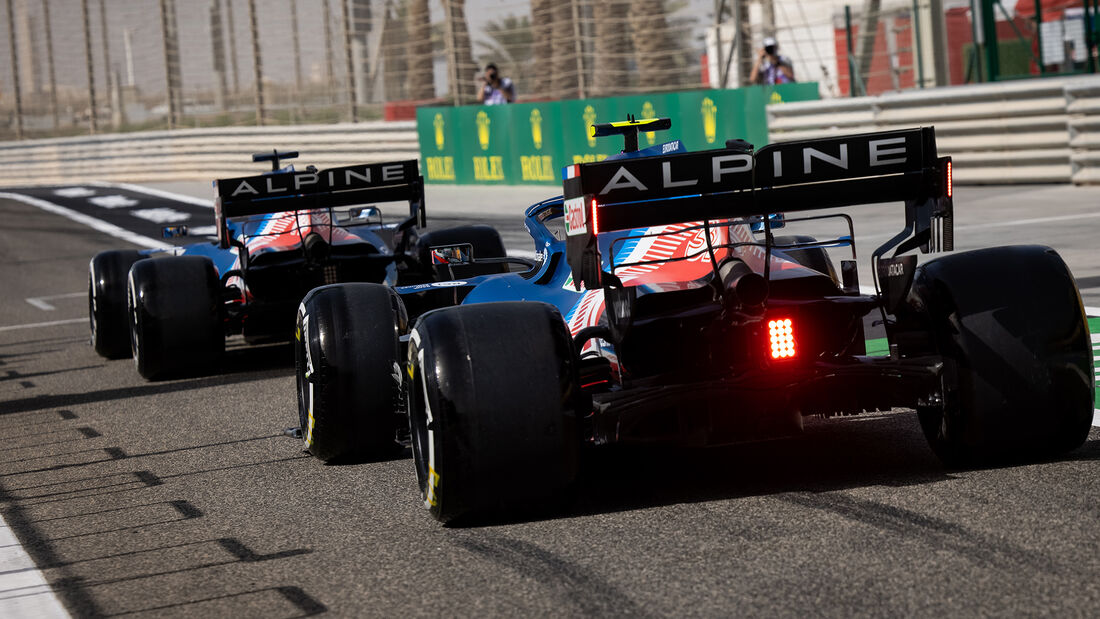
[476,111,491,150]
[701,97,717,144]
[642,101,657,146]
[583,105,597,147]
[433,113,445,150]
[530,109,543,150]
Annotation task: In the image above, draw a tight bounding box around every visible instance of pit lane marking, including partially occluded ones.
[25,293,85,311]
[130,207,191,224]
[87,181,214,208]
[87,195,138,209]
[0,192,170,250]
[0,318,85,333]
[53,187,94,198]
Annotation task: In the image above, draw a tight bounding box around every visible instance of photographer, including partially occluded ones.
[750,37,795,85]
[476,63,515,105]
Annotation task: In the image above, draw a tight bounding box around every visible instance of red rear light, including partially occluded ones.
[946,160,952,198]
[768,318,796,359]
[590,198,599,235]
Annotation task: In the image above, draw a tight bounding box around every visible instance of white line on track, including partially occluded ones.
[0,520,70,617]
[954,211,1100,231]
[87,180,214,208]
[0,318,85,333]
[0,192,170,250]
[25,293,85,311]
[856,211,1100,242]
[507,248,538,260]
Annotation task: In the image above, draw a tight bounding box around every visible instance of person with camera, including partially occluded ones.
[750,37,795,85]
[476,63,515,105]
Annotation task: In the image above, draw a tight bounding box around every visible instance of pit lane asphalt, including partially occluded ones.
[0,183,1098,617]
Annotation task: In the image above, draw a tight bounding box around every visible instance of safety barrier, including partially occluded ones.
[0,122,419,186]
[768,76,1100,185]
[415,84,820,185]
[7,76,1100,187]
[1066,79,1100,185]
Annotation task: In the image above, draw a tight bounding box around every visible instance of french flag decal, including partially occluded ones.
[563,164,581,179]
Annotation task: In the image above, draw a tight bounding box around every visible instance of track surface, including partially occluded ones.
[0,182,1098,617]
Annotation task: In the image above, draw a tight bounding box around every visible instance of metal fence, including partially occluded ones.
[1,0,1097,142]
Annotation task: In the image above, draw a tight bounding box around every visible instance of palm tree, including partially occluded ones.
[406,0,434,100]
[442,0,478,104]
[592,2,631,96]
[629,0,679,92]
[529,0,553,96]
[551,2,579,99]
[381,1,407,101]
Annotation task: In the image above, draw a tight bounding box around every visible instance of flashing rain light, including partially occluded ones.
[768,318,796,359]
[590,198,599,235]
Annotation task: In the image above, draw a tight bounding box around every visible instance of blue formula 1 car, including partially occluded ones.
[293,119,1094,524]
[88,151,515,380]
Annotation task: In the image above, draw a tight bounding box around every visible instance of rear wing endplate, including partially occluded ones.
[213,159,425,249]
[563,127,953,290]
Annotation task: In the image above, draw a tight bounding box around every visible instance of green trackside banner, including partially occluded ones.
[415,83,819,185]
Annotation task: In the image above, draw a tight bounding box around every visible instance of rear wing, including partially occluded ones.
[563,127,953,290]
[213,159,425,249]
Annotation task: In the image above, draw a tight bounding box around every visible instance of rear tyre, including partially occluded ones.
[907,245,1093,466]
[417,224,508,279]
[295,283,406,462]
[127,256,224,380]
[89,249,144,359]
[407,302,581,524]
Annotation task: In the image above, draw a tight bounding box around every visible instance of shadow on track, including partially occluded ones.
[0,342,295,416]
[451,414,1100,527]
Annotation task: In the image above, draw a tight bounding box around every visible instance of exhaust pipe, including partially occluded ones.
[719,260,767,307]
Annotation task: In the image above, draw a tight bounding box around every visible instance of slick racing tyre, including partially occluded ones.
[127,256,224,380]
[416,225,508,279]
[295,283,407,462]
[407,302,581,524]
[907,245,1093,467]
[771,235,839,284]
[89,249,144,359]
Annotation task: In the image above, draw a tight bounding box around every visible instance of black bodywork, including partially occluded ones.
[210,157,429,342]
[559,125,956,447]
[294,121,1091,522]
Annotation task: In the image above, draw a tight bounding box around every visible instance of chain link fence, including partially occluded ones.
[1,0,1096,142]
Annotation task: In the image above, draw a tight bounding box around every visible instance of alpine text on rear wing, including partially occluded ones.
[563,127,953,290]
[213,159,425,249]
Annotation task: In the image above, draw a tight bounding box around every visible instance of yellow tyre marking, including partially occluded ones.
[305,382,316,447]
[426,465,440,507]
